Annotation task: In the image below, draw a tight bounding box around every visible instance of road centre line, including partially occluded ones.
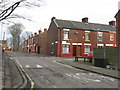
[26,65,30,68]
[53,60,80,71]
[36,64,42,68]
[15,59,35,89]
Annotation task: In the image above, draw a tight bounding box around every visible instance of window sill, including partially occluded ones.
[64,39,69,40]
[85,40,90,41]
[84,53,89,54]
[62,53,70,54]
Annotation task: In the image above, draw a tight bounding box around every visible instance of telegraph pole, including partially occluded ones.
[3,32,5,40]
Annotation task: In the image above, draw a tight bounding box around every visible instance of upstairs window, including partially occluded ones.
[64,31,69,40]
[98,32,103,42]
[85,32,90,41]
[110,34,114,41]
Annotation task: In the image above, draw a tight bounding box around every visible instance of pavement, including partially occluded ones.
[57,59,119,79]
[0,45,2,89]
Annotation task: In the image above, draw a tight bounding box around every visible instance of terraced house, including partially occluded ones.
[23,29,47,55]
[47,17,116,57]
[115,9,120,47]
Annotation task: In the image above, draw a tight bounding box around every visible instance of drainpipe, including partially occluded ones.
[60,29,62,57]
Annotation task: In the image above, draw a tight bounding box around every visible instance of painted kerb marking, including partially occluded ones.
[15,59,35,89]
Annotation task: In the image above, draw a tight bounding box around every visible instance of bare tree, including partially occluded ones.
[20,31,32,50]
[0,0,44,22]
[21,31,32,41]
[6,37,13,47]
[8,23,24,51]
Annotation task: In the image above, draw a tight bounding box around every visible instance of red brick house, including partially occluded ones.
[115,10,120,47]
[23,29,47,55]
[38,29,47,55]
[23,39,28,52]
[47,17,116,57]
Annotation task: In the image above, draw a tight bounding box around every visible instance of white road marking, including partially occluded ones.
[53,86,57,88]
[26,65,30,68]
[81,73,85,75]
[93,80,101,82]
[89,73,93,76]
[109,78,115,82]
[15,59,35,89]
[73,75,81,79]
[36,64,42,68]
[66,73,71,77]
[98,76,115,81]
[10,57,13,59]
[76,73,79,76]
[53,61,79,70]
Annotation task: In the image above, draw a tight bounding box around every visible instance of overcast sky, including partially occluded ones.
[0,0,120,40]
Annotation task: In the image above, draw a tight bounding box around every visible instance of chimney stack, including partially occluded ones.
[44,28,47,32]
[31,34,33,37]
[29,36,30,39]
[82,17,88,23]
[51,17,56,21]
[34,32,37,36]
[109,21,115,26]
[39,30,42,34]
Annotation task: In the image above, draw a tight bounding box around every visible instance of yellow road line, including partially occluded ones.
[53,60,80,71]
[15,59,35,89]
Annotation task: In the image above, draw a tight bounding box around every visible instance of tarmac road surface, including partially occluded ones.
[7,52,119,88]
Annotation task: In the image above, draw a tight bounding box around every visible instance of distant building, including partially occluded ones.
[0,40,7,50]
[115,10,120,47]
[0,40,12,51]
[23,29,47,55]
[47,17,116,57]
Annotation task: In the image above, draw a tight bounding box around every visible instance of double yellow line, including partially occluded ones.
[15,59,35,89]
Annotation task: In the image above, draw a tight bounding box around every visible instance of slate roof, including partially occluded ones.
[54,19,116,32]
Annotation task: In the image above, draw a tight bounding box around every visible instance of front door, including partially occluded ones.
[73,45,76,56]
[37,46,40,54]
[77,45,82,56]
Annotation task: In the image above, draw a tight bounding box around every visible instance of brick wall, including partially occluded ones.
[116,10,120,47]
[47,19,58,56]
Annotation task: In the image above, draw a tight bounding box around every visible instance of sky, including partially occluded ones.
[0,0,120,40]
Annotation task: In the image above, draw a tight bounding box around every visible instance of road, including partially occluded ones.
[7,52,118,88]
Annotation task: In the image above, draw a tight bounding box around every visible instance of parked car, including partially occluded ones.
[87,51,93,62]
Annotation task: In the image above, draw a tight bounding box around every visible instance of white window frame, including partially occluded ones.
[98,32,103,42]
[110,34,114,41]
[85,32,90,41]
[62,44,70,54]
[64,30,69,40]
[84,45,90,54]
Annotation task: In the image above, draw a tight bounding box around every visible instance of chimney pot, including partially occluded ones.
[44,28,47,32]
[51,17,56,21]
[109,21,115,26]
[34,32,37,36]
[29,36,30,39]
[39,30,42,34]
[31,34,33,37]
[82,17,88,23]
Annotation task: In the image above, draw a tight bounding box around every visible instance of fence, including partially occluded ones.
[94,47,120,70]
